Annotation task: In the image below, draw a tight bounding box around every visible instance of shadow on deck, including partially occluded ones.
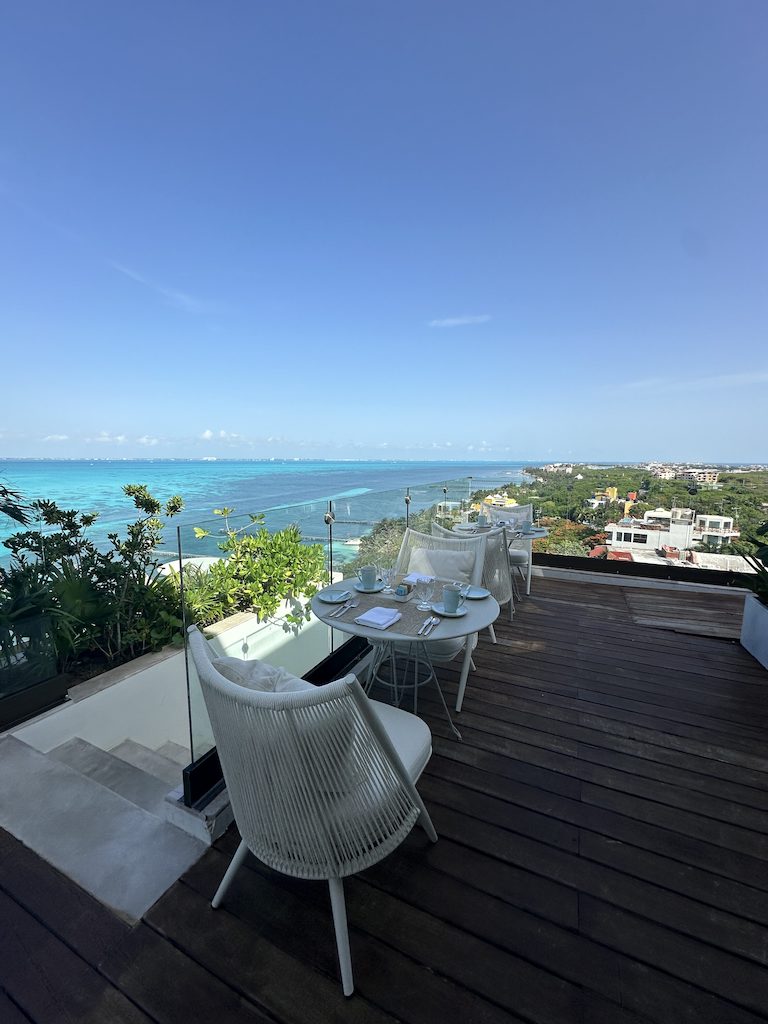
[2,577,768,1024]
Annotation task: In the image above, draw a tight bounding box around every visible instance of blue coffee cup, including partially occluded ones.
[357,565,377,590]
[442,584,466,614]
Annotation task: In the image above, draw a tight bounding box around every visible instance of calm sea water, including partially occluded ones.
[0,459,531,565]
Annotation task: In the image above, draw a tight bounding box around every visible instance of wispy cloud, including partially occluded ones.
[626,370,768,394]
[137,434,159,446]
[200,428,242,443]
[42,433,68,442]
[428,314,491,328]
[110,261,213,314]
[85,431,127,444]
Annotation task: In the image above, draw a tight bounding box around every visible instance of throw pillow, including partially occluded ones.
[212,656,315,693]
[408,547,474,583]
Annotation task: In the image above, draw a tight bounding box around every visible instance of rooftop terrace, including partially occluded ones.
[2,576,767,1023]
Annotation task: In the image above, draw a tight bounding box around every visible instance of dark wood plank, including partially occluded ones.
[580,895,768,1019]
[3,576,767,1024]
[0,889,152,1024]
[0,990,33,1024]
[100,919,275,1024]
[160,859,518,1024]
[0,829,130,967]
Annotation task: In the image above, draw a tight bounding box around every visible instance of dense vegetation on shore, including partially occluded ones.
[472,467,768,554]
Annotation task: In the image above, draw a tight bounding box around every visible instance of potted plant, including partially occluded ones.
[740,522,768,670]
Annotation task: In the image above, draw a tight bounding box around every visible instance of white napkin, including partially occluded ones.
[402,572,434,584]
[354,607,402,630]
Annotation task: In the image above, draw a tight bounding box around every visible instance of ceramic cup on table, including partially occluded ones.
[357,565,377,590]
[477,514,488,527]
[442,584,466,614]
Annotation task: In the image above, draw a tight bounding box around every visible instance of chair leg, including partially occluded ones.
[417,802,438,842]
[328,878,354,996]
[212,838,249,908]
[488,623,497,644]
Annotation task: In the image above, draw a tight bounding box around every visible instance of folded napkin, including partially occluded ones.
[402,571,435,584]
[354,607,402,630]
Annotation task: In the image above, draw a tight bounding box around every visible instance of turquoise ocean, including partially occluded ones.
[0,459,531,567]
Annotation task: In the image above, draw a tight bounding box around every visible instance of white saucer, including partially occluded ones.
[354,580,385,594]
[317,589,353,604]
[463,585,491,599]
[431,602,468,618]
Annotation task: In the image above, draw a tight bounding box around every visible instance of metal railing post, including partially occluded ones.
[324,501,335,584]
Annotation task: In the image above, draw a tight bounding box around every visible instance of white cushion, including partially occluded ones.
[212,656,315,693]
[369,700,432,780]
[507,549,529,565]
[408,547,474,583]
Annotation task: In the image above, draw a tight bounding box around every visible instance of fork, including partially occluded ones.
[331,598,359,618]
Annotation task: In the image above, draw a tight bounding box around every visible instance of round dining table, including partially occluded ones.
[311,581,500,728]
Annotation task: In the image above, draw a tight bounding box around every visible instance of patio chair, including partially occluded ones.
[186,625,437,998]
[386,528,488,710]
[487,503,533,597]
[432,521,514,638]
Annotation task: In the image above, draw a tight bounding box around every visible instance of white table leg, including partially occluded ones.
[526,539,533,595]
[454,634,476,713]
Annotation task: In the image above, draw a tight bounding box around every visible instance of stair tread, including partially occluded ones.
[0,736,204,920]
[50,738,172,817]
[155,740,191,766]
[110,739,184,787]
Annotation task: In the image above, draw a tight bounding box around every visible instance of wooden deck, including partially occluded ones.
[3,577,768,1024]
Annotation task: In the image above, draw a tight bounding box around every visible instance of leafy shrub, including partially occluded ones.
[1,485,184,676]
[185,509,326,627]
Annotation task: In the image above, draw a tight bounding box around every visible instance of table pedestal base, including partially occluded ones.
[366,640,462,741]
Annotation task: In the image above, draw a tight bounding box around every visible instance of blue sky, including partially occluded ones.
[1,1,766,463]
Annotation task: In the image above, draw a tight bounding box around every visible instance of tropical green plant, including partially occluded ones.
[1,484,185,675]
[0,484,30,526]
[187,509,326,627]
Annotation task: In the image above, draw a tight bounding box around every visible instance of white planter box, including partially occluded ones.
[11,599,332,758]
[740,593,768,671]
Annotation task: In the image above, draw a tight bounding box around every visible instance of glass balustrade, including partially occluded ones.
[176,499,332,764]
[0,466,757,795]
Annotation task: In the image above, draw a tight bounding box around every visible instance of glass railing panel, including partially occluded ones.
[176,500,332,763]
[330,485,411,580]
[0,526,67,728]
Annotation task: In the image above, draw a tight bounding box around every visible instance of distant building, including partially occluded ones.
[647,464,676,480]
[676,468,720,485]
[585,486,619,510]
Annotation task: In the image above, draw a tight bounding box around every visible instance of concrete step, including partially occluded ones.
[110,739,184,788]
[0,736,205,921]
[155,740,191,767]
[49,738,173,819]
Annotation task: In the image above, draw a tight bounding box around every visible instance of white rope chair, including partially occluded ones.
[432,521,514,639]
[487,504,533,597]
[186,625,437,997]
[387,529,489,717]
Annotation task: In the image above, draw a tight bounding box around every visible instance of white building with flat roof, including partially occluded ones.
[605,506,739,554]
